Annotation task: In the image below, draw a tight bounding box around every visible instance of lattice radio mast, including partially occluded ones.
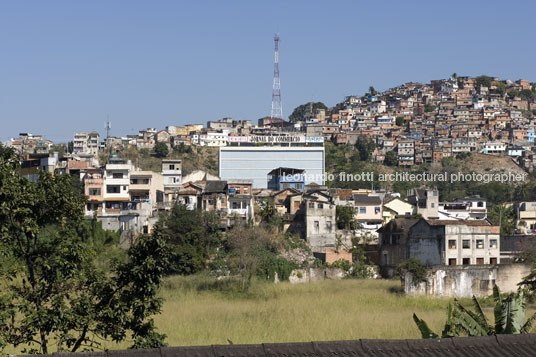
[105,120,111,139]
[271,33,282,128]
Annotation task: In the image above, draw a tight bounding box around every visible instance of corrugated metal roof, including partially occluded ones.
[17,334,536,357]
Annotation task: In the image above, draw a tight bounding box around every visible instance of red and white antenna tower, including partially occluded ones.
[271,33,282,125]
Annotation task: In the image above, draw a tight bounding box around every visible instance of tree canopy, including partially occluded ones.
[153,142,169,158]
[288,102,327,123]
[0,145,170,354]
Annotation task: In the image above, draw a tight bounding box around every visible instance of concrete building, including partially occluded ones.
[227,179,254,224]
[102,158,133,214]
[407,188,439,219]
[84,169,104,216]
[353,194,382,227]
[439,196,487,220]
[219,146,325,189]
[87,131,100,156]
[382,197,416,223]
[267,167,306,192]
[517,202,536,234]
[73,132,89,154]
[161,159,182,207]
[302,191,336,252]
[378,218,420,275]
[129,170,164,209]
[408,219,500,266]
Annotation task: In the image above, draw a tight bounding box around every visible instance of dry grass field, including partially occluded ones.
[6,276,533,354]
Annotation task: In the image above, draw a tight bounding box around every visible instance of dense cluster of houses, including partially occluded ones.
[5,76,536,172]
[12,139,536,274]
[5,75,536,276]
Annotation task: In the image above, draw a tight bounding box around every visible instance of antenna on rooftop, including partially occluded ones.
[105,120,111,139]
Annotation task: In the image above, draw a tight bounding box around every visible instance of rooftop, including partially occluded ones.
[22,334,536,357]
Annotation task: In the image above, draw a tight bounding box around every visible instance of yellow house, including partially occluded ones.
[382,197,416,223]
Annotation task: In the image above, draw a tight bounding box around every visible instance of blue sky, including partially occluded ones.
[1,1,535,142]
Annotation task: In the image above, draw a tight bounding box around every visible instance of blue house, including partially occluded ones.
[267,167,306,192]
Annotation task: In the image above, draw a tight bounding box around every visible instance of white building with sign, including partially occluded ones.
[219,146,325,188]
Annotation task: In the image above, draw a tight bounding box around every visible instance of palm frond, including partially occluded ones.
[493,285,501,303]
[471,295,490,330]
[521,312,536,333]
[450,300,490,336]
[413,313,439,339]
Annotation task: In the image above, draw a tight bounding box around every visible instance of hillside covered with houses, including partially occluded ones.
[3,75,536,285]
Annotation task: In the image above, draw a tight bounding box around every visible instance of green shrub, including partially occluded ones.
[397,258,427,285]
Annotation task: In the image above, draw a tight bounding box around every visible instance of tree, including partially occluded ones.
[475,75,493,88]
[491,81,506,96]
[336,205,357,230]
[153,142,169,158]
[424,103,436,112]
[384,150,398,166]
[395,116,405,126]
[288,102,328,123]
[355,135,375,161]
[368,86,377,96]
[160,203,220,275]
[0,145,170,353]
[413,286,536,338]
[488,204,516,236]
[67,141,74,154]
[225,226,295,290]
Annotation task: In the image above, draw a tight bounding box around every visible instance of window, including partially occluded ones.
[490,257,497,264]
[309,202,315,209]
[433,191,438,196]
[314,221,319,233]
[106,185,120,194]
[169,164,175,170]
[431,203,435,208]
[112,173,123,179]
[448,240,456,249]
[89,188,101,196]
[476,240,484,249]
[326,221,332,231]
[490,239,497,248]
[462,240,470,249]
[374,207,381,214]
[477,201,484,207]
[448,258,456,266]
[295,183,302,190]
[476,258,484,265]
[358,207,366,214]
[463,258,470,265]
[318,203,324,209]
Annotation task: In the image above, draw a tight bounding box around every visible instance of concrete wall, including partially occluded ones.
[404,264,532,297]
[408,221,444,265]
[288,268,345,283]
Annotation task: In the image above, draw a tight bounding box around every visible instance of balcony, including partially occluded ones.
[129,183,151,191]
[520,211,536,220]
[229,208,248,216]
